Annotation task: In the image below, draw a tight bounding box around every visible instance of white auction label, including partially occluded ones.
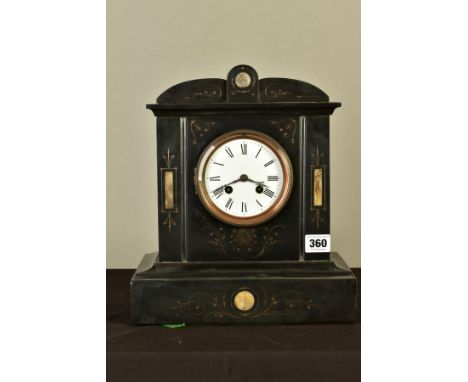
[305,234,331,253]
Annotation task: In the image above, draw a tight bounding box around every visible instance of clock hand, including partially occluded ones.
[226,178,242,186]
[244,177,266,186]
[211,175,268,196]
[211,177,242,195]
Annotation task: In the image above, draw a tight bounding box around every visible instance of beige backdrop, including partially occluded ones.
[107,0,360,268]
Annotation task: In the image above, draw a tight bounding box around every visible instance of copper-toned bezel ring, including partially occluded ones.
[195,129,293,227]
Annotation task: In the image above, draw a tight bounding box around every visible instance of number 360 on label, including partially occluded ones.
[305,234,331,253]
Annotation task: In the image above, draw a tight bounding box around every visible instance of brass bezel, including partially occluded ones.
[195,129,293,227]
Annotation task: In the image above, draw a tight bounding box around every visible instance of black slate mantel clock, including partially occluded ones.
[131,65,357,324]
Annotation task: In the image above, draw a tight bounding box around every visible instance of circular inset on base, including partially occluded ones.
[233,290,256,311]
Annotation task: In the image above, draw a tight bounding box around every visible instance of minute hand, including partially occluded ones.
[245,177,266,186]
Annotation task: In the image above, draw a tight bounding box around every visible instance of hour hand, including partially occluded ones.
[225,178,242,186]
[212,179,238,196]
[217,177,242,190]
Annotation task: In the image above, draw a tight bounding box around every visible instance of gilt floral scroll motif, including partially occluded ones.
[189,119,216,145]
[205,224,285,259]
[184,85,223,102]
[271,119,297,144]
[169,287,319,319]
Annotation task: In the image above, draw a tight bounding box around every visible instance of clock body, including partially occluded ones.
[151,65,333,263]
[131,65,357,324]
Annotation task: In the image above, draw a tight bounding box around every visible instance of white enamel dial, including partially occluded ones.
[196,130,293,226]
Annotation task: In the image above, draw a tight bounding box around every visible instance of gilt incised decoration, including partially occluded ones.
[162,148,175,168]
[160,148,178,232]
[162,211,176,232]
[272,119,297,144]
[264,86,295,99]
[311,144,324,167]
[205,224,285,259]
[310,145,327,228]
[169,287,319,319]
[184,85,223,102]
[189,119,216,144]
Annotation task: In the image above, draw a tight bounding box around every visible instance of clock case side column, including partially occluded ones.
[155,117,184,262]
[304,115,330,261]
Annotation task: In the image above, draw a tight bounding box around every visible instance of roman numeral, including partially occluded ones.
[213,162,224,166]
[263,188,275,198]
[209,176,220,181]
[264,160,274,167]
[255,147,262,158]
[241,143,247,155]
[225,147,234,158]
[213,187,224,198]
[267,176,279,181]
[256,199,263,207]
[225,198,234,210]
[241,202,247,213]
